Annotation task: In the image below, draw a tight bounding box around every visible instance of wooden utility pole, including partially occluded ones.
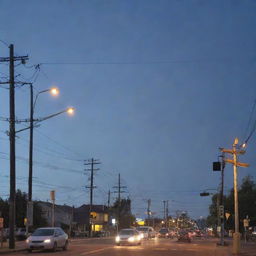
[113,173,126,230]
[0,45,28,249]
[107,190,111,208]
[85,158,100,237]
[9,44,16,249]
[220,138,249,254]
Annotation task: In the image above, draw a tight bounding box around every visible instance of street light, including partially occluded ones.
[67,107,75,115]
[26,84,73,235]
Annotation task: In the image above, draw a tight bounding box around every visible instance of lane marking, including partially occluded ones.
[81,246,113,255]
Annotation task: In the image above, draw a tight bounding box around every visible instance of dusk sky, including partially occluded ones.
[1,0,256,220]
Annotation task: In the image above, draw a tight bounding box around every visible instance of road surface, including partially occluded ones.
[13,237,230,256]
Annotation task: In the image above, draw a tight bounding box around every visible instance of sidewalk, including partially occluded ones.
[217,239,256,256]
[0,241,26,255]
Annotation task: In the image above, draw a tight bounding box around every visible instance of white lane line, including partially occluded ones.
[81,247,113,255]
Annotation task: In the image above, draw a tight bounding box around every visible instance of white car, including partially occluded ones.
[136,226,156,239]
[115,228,142,246]
[26,227,68,252]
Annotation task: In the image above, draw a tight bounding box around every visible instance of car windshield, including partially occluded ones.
[137,227,149,232]
[119,230,135,235]
[32,229,54,236]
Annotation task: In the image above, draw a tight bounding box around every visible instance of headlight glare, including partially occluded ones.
[128,236,135,242]
[44,239,51,243]
[115,236,120,242]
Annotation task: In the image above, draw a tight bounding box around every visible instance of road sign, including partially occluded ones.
[225,212,231,220]
[219,205,224,218]
[243,219,250,227]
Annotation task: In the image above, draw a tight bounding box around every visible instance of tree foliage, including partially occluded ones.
[0,190,47,228]
[207,176,256,231]
[110,198,135,229]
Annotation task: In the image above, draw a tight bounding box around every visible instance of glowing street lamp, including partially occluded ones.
[50,87,59,96]
[67,107,75,115]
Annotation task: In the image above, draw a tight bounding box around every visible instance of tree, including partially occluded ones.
[110,198,135,229]
[0,190,47,229]
[207,176,256,232]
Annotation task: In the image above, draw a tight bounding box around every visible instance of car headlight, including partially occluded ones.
[115,236,120,242]
[140,233,144,239]
[44,239,51,243]
[128,236,135,242]
[25,239,30,244]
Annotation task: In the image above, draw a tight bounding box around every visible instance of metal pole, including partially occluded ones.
[166,200,169,228]
[118,173,121,229]
[9,44,16,249]
[147,199,151,226]
[28,84,33,201]
[26,84,34,236]
[163,200,166,226]
[220,153,225,246]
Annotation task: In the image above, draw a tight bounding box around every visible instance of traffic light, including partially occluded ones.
[200,192,210,197]
[213,161,221,171]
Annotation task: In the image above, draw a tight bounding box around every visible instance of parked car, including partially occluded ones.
[136,226,156,239]
[158,228,170,238]
[26,227,68,252]
[115,228,142,246]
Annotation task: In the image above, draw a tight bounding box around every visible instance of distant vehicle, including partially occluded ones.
[115,228,142,246]
[16,228,27,240]
[26,227,68,252]
[136,226,156,239]
[158,228,170,238]
[177,230,192,243]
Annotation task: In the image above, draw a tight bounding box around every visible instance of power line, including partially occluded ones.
[39,57,256,66]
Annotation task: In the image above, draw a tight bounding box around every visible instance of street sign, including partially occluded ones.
[243,219,250,227]
[219,205,224,218]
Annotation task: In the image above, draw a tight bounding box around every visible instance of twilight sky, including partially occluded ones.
[0,0,256,219]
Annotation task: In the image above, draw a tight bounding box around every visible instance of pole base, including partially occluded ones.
[232,232,241,255]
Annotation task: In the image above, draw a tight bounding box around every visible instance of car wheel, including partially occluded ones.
[27,249,32,253]
[52,242,57,252]
[63,241,68,251]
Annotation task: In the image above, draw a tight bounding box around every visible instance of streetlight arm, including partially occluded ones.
[33,89,51,111]
[34,109,69,123]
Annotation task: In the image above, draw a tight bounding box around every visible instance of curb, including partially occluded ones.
[0,248,27,255]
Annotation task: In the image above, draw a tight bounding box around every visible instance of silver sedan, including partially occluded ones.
[26,227,68,252]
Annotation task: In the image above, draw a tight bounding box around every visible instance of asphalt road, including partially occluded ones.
[13,237,231,256]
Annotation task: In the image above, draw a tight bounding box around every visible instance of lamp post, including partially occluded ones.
[25,84,74,235]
